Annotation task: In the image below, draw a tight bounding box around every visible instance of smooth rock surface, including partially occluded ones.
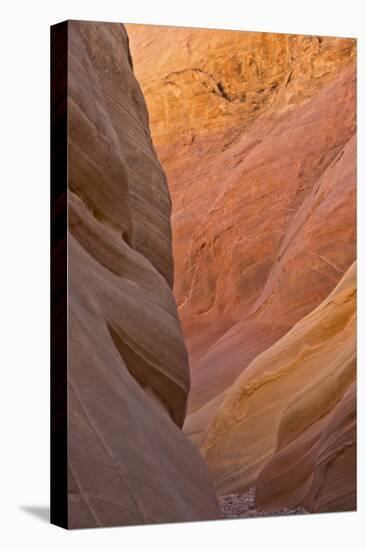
[255,381,356,513]
[127,26,356,442]
[202,263,356,510]
[67,21,220,528]
[126,24,356,516]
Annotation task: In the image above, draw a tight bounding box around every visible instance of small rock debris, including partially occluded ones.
[219,488,309,519]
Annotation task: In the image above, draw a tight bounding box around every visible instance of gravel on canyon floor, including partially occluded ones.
[219,488,309,519]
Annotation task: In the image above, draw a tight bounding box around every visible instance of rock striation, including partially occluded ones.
[67,21,220,528]
[202,263,356,509]
[127,25,357,514]
[128,25,356,423]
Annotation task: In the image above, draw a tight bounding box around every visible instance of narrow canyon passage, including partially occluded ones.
[63,21,356,527]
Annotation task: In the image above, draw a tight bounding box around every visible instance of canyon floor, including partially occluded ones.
[219,489,308,519]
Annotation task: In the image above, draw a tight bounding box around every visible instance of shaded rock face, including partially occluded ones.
[67,21,220,529]
[127,25,356,514]
[255,381,356,513]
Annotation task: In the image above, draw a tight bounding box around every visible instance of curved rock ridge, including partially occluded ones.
[68,21,220,528]
[255,381,356,513]
[201,262,356,510]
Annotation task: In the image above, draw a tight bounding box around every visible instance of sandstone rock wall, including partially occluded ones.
[127,25,356,514]
[67,21,220,528]
[202,263,356,509]
[127,26,355,143]
[127,23,356,428]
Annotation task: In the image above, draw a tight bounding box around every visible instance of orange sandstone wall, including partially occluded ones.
[202,263,356,507]
[127,24,356,512]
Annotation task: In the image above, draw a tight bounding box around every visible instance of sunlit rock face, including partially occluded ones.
[127,24,356,513]
[127,27,355,144]
[67,21,220,529]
